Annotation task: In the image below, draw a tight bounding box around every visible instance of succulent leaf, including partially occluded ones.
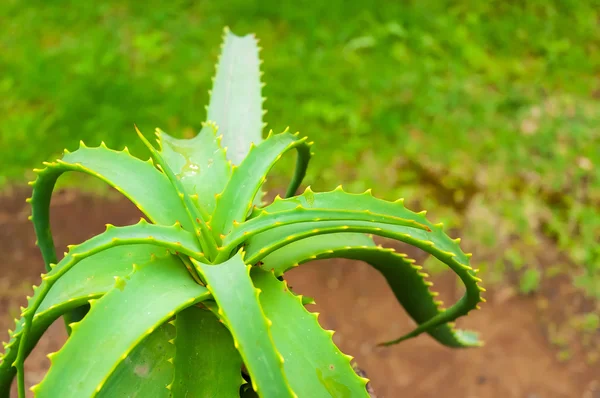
[211,131,311,239]
[262,235,480,347]
[13,221,204,393]
[244,191,483,345]
[32,253,209,397]
[251,268,369,396]
[222,188,433,243]
[97,322,175,397]
[207,27,264,166]
[39,245,165,314]
[135,126,218,260]
[172,306,242,397]
[260,233,374,270]
[219,207,429,262]
[157,122,231,215]
[192,252,295,397]
[30,145,193,272]
[0,245,165,392]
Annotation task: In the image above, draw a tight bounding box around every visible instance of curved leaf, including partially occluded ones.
[207,27,264,165]
[259,233,373,273]
[172,306,242,397]
[0,299,92,396]
[192,252,294,397]
[219,195,431,261]
[253,187,431,227]
[97,322,175,398]
[245,216,484,345]
[0,245,164,392]
[39,244,164,314]
[13,221,204,394]
[248,188,472,274]
[251,268,369,397]
[29,144,192,271]
[210,131,312,239]
[32,253,209,397]
[157,122,231,215]
[262,235,480,347]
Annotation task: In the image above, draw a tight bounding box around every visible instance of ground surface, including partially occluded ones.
[0,189,598,397]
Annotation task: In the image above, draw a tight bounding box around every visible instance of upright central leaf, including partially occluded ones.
[208,27,264,165]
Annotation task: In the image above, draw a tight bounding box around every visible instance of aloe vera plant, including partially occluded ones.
[0,27,485,397]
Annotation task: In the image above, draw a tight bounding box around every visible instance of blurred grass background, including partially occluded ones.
[0,0,598,320]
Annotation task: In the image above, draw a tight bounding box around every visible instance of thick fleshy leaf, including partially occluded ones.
[39,244,164,314]
[207,27,264,165]
[252,268,369,397]
[0,245,164,392]
[136,126,219,260]
[262,235,480,347]
[218,202,430,262]
[259,233,373,272]
[248,221,483,337]
[0,298,92,398]
[31,253,209,397]
[248,188,474,279]
[157,122,231,215]
[211,131,312,239]
[244,190,484,346]
[252,187,432,227]
[192,252,294,397]
[11,220,204,393]
[97,322,175,398]
[172,306,242,397]
[29,144,192,271]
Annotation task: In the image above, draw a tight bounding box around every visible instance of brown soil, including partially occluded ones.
[0,188,598,397]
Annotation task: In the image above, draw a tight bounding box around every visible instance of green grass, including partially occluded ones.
[1,0,598,301]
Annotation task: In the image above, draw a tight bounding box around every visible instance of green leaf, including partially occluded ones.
[243,188,485,345]
[39,244,164,313]
[172,306,242,397]
[219,190,431,261]
[207,27,264,165]
[0,245,165,393]
[244,221,424,264]
[29,144,192,271]
[251,268,369,397]
[13,220,204,393]
[249,221,483,344]
[97,322,175,398]
[157,122,231,215]
[211,131,312,239]
[253,187,431,226]
[260,233,373,272]
[136,126,218,260]
[264,236,479,347]
[192,252,294,397]
[248,189,472,272]
[32,253,209,397]
[27,141,193,351]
